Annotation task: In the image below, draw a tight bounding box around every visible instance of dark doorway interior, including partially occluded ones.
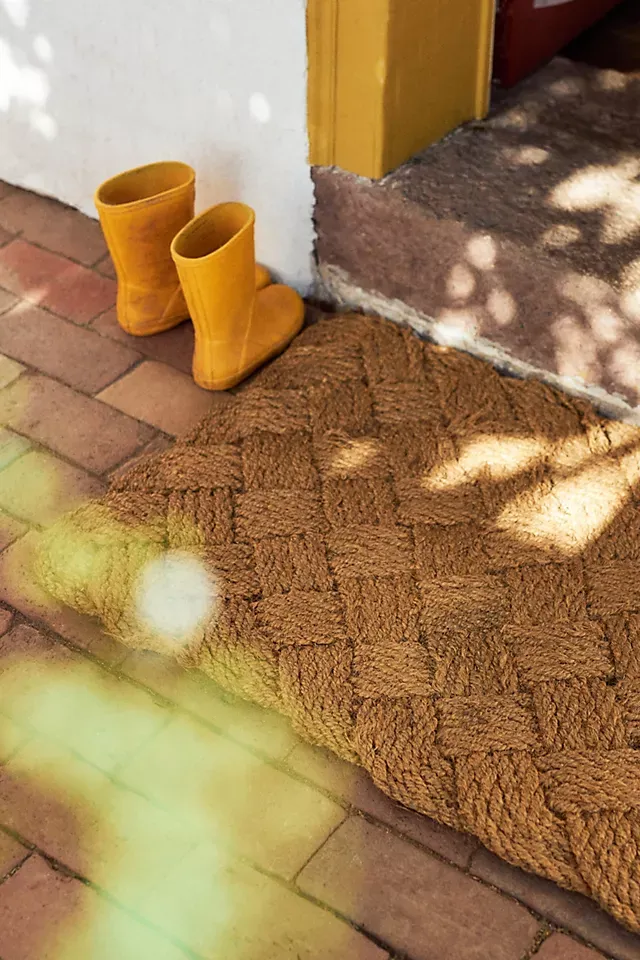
[493,0,620,87]
[562,0,640,73]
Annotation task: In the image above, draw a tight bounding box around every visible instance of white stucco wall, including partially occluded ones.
[0,0,315,290]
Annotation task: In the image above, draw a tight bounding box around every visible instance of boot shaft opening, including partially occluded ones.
[96,161,194,208]
[171,203,254,262]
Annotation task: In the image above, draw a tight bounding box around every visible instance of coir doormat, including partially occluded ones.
[38,315,640,931]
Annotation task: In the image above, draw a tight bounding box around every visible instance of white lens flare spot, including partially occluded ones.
[0,39,49,112]
[30,108,56,139]
[135,552,217,643]
[249,92,271,124]
[33,34,52,62]
[2,0,29,28]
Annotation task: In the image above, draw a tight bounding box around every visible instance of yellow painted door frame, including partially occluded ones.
[307,0,496,180]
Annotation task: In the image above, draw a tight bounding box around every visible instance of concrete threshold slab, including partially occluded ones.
[314,58,640,421]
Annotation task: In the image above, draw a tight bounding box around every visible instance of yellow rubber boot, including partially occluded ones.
[95,162,196,336]
[95,163,272,336]
[171,203,304,390]
[255,263,271,291]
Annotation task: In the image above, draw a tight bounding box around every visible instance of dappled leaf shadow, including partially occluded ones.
[315,56,640,409]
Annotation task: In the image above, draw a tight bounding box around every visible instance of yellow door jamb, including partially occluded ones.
[307,0,496,180]
[306,0,339,168]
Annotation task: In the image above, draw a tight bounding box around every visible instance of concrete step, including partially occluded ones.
[314,58,640,420]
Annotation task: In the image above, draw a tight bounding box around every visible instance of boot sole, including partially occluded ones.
[193,316,304,391]
[119,312,190,337]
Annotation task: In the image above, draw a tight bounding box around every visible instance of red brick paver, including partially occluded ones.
[471,849,640,960]
[0,179,638,960]
[116,715,345,878]
[285,741,478,868]
[94,253,116,278]
[0,511,28,552]
[0,427,30,469]
[0,606,13,635]
[0,286,17,314]
[0,739,196,901]
[0,187,107,264]
[298,816,540,960]
[1,624,168,774]
[0,714,29,763]
[108,433,173,480]
[0,355,24,389]
[0,830,28,878]
[536,934,605,959]
[0,855,190,960]
[0,449,104,527]
[92,307,194,374]
[98,360,214,435]
[120,648,300,760]
[0,304,139,393]
[137,845,388,960]
[0,374,154,473]
[0,240,115,323]
[0,531,124,662]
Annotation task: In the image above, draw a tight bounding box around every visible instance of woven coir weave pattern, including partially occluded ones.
[39,315,640,931]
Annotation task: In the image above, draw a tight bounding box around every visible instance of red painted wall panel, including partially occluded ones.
[494,0,622,86]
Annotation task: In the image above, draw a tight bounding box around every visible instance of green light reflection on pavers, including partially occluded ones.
[0,652,350,959]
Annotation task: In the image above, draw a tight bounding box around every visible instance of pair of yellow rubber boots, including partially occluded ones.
[95,161,304,391]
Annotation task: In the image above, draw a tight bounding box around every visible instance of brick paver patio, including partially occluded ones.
[0,182,639,959]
